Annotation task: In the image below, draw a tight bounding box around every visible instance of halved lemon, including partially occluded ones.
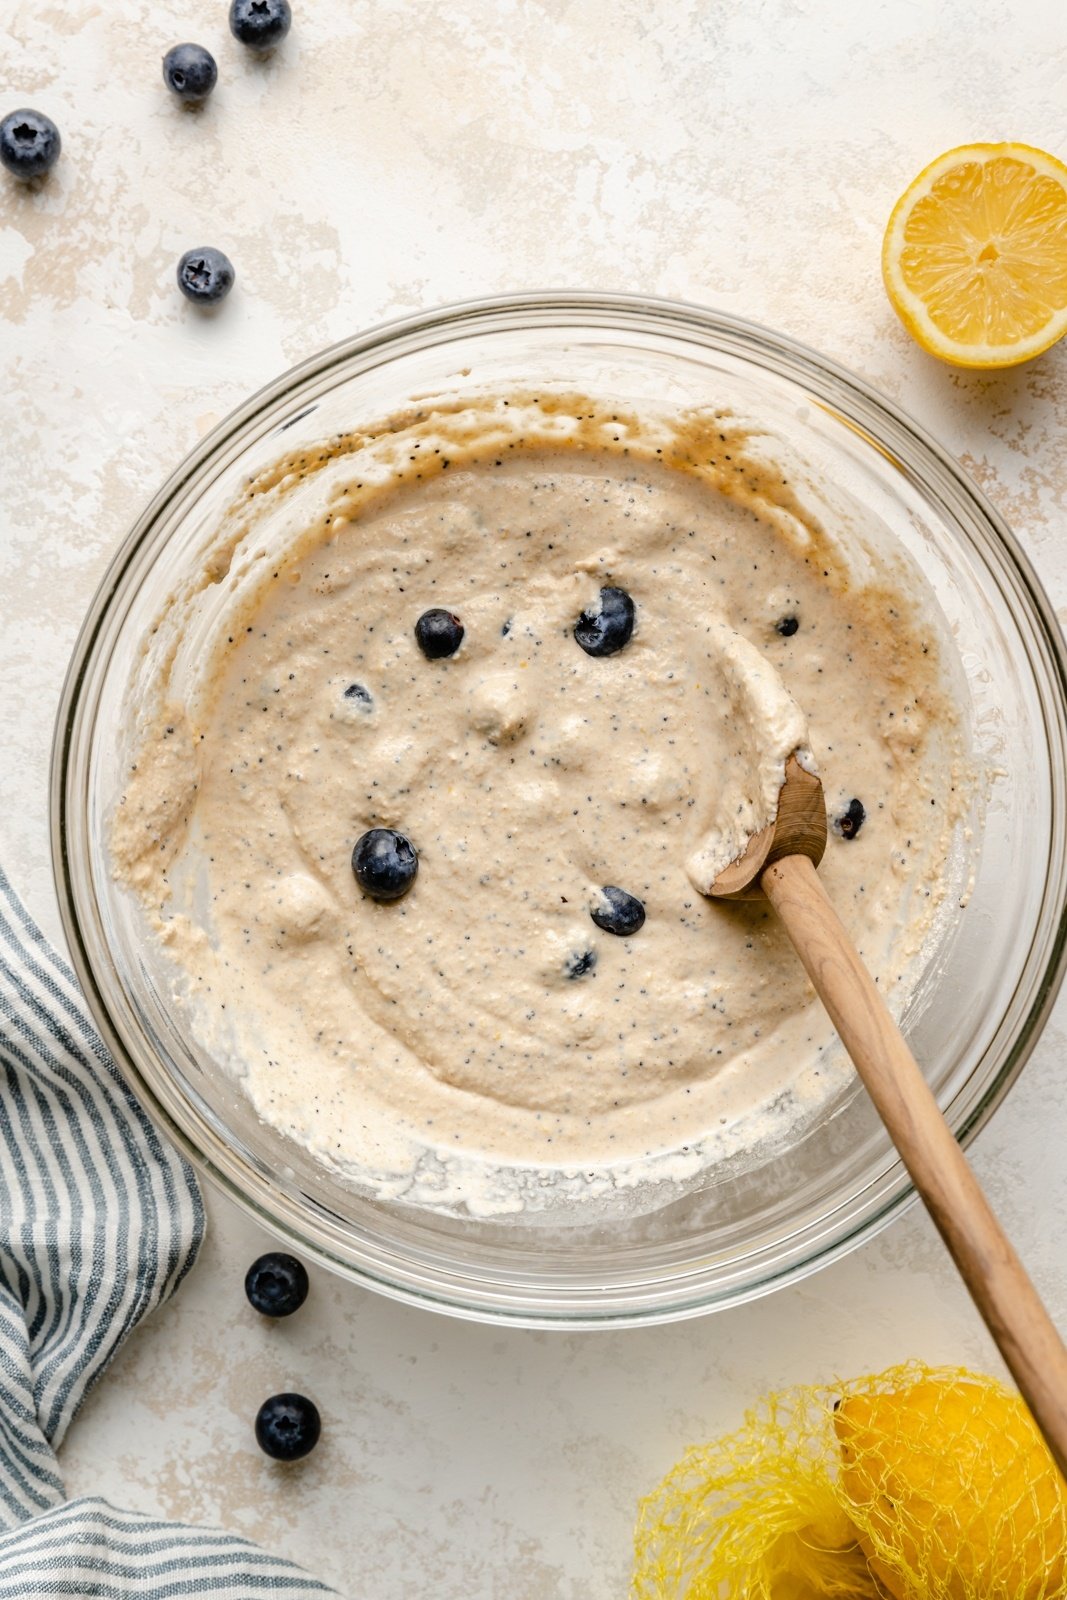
[882,142,1067,367]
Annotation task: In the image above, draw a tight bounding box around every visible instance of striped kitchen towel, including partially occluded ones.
[0,868,339,1597]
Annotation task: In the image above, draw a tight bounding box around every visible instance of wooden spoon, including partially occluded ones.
[710,752,1067,1477]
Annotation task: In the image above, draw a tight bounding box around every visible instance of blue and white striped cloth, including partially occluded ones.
[0,868,339,1596]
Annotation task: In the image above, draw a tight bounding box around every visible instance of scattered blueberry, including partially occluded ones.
[415,608,464,660]
[244,1252,309,1318]
[162,43,218,103]
[574,586,635,657]
[501,618,512,636]
[230,0,292,51]
[565,948,598,979]
[834,798,866,839]
[776,615,800,637]
[591,885,646,937]
[0,109,61,180]
[177,246,235,305]
[344,682,373,708]
[352,828,418,902]
[254,1393,321,1462]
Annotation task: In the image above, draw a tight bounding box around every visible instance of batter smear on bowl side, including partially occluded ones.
[111,393,969,1216]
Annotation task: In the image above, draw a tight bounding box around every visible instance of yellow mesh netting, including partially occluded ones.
[632,1363,1067,1600]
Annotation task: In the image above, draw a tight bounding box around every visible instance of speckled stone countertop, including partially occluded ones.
[3,2,1067,1594]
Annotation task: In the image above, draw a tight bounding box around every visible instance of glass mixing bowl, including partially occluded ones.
[52,293,1067,1327]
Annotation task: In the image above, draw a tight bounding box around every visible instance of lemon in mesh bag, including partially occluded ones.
[632,1363,1067,1600]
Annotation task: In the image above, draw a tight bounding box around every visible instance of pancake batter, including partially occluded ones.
[112,394,966,1214]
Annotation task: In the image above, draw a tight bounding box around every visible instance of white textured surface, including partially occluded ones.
[2,2,1067,1594]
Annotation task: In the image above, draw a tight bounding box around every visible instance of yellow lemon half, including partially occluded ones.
[834,1377,1067,1600]
[882,142,1067,367]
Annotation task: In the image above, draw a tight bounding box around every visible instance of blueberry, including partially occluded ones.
[565,948,598,979]
[415,608,464,660]
[574,586,635,657]
[352,828,418,902]
[834,798,866,839]
[344,682,373,708]
[177,246,235,305]
[244,1252,309,1317]
[254,1393,320,1462]
[230,0,292,51]
[591,885,645,937]
[0,109,61,180]
[162,43,218,103]
[776,615,799,637]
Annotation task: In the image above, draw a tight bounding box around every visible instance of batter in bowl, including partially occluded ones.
[112,394,968,1215]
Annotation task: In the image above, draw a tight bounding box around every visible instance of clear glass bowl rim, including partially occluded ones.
[50,290,1067,1328]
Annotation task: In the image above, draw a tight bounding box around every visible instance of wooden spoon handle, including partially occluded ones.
[762,851,1067,1477]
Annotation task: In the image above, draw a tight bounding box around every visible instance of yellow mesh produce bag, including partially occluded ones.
[632,1363,1067,1600]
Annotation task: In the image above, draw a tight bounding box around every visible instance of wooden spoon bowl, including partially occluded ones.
[710,753,826,899]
